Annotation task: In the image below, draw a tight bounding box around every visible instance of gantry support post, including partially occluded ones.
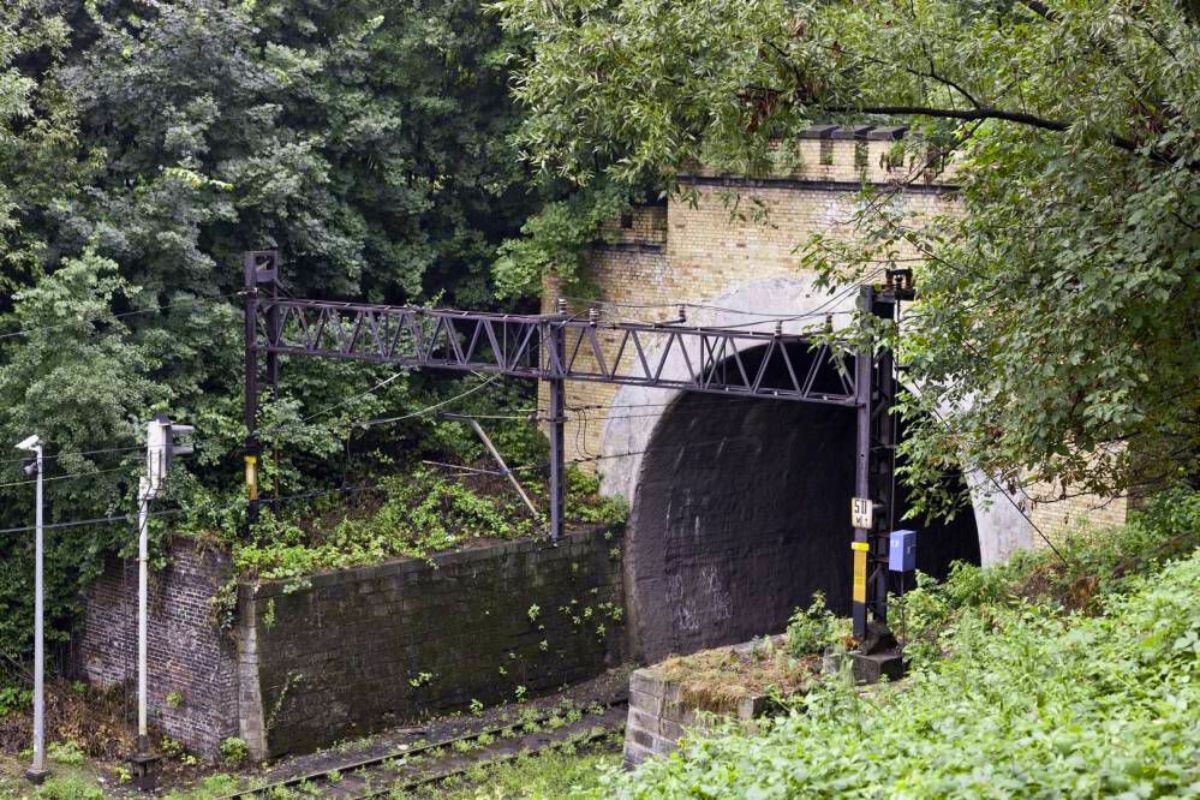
[546,301,567,544]
[243,250,279,531]
[852,283,902,641]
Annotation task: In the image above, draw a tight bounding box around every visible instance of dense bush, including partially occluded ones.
[893,487,1200,668]
[0,0,539,670]
[784,592,843,658]
[597,490,1200,798]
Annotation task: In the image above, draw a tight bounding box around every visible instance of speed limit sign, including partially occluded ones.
[851,497,875,529]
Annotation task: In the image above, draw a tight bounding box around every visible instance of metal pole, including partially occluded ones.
[852,284,904,641]
[444,414,541,520]
[548,379,565,543]
[546,307,567,544]
[852,288,874,640]
[28,444,46,783]
[266,268,281,510]
[872,323,898,624]
[243,253,262,528]
[136,480,150,752]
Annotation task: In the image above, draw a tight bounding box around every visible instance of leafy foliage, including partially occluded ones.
[0,0,538,665]
[599,490,1200,798]
[783,592,841,657]
[893,486,1200,667]
[232,464,624,583]
[494,0,1200,512]
[493,182,632,298]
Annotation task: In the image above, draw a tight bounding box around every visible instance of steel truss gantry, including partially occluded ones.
[241,251,907,639]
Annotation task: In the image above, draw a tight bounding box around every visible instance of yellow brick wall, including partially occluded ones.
[540,136,1128,537]
[1026,482,1131,542]
[542,138,956,463]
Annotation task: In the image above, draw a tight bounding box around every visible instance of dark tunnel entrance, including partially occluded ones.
[624,342,981,663]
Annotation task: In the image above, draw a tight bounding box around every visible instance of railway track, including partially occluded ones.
[218,699,627,799]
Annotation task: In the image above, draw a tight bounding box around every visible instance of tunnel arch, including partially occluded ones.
[619,342,980,662]
[591,277,1017,663]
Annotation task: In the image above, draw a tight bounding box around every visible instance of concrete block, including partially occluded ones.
[849,649,906,684]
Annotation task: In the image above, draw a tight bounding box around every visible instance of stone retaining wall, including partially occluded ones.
[624,662,767,766]
[241,529,625,757]
[79,528,625,759]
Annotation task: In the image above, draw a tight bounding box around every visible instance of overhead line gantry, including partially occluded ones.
[241,250,912,640]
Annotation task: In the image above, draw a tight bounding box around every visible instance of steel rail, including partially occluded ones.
[216,699,626,800]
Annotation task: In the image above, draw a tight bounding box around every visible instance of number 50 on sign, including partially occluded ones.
[851,497,875,529]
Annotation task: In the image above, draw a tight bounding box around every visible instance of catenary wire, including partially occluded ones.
[0,291,243,342]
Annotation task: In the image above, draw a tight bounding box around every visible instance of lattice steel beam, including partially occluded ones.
[259,298,858,405]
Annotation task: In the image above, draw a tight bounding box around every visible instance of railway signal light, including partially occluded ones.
[133,414,194,791]
[145,414,194,498]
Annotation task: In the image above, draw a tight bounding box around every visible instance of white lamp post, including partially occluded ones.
[16,434,47,785]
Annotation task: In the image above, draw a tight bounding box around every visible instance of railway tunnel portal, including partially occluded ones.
[540,127,1053,660]
[615,342,981,663]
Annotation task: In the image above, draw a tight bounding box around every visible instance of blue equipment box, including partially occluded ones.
[889,529,917,572]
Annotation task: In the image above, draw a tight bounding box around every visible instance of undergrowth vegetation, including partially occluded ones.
[232,465,627,582]
[597,489,1200,798]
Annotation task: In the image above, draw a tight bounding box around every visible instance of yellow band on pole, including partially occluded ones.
[244,455,258,501]
[852,548,868,603]
[851,541,870,552]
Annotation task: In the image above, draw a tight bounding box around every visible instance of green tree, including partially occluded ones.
[0,0,539,664]
[494,0,1200,511]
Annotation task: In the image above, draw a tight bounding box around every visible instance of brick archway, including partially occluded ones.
[579,277,1025,662]
[618,340,982,662]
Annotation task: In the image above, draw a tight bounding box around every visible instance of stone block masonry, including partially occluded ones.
[79,529,625,760]
[623,663,769,767]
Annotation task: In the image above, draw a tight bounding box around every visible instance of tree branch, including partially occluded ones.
[821,103,1192,170]
[1016,0,1058,21]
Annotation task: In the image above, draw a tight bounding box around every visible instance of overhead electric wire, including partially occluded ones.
[264,369,409,435]
[352,375,501,429]
[0,291,243,342]
[0,465,133,491]
[0,443,150,468]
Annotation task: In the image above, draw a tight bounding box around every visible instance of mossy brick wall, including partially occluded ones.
[239,528,625,758]
[79,539,239,756]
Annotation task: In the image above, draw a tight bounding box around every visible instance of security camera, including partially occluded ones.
[15,434,41,452]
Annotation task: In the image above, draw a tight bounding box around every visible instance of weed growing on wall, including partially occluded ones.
[231,466,623,581]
